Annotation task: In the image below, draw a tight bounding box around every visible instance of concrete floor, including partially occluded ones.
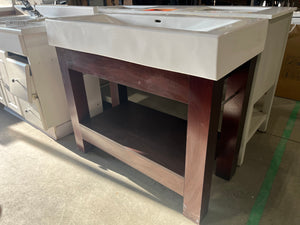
[0,96,299,225]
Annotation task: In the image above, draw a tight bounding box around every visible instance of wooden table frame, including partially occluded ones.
[56,47,256,224]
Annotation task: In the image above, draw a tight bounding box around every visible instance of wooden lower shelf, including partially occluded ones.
[80,101,187,195]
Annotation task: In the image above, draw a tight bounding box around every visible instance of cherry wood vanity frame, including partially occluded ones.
[56,47,256,224]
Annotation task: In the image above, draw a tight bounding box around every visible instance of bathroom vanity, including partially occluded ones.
[97,5,296,174]
[0,6,102,139]
[46,12,268,223]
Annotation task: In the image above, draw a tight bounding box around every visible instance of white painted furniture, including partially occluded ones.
[292,12,300,24]
[46,14,267,80]
[0,9,102,140]
[97,6,295,165]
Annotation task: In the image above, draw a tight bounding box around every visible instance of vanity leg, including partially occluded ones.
[57,49,90,152]
[67,70,91,152]
[56,48,91,152]
[215,57,256,180]
[109,82,128,107]
[183,77,224,224]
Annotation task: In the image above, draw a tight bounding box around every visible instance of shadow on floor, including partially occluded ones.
[0,106,24,146]
[4,122,184,214]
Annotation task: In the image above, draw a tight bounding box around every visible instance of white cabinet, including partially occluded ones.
[0,21,102,140]
[2,84,22,115]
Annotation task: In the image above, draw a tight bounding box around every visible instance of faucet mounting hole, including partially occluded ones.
[155,19,161,23]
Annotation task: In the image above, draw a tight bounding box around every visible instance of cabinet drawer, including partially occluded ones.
[5,58,33,102]
[2,84,22,115]
[0,80,7,106]
[0,32,26,56]
[19,98,44,129]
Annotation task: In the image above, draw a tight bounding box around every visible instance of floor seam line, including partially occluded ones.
[263,133,300,144]
[246,101,300,225]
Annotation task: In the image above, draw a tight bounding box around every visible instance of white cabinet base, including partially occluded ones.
[3,105,73,140]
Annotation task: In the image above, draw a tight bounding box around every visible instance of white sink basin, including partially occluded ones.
[14,5,97,18]
[0,16,44,32]
[0,15,42,27]
[0,6,99,55]
[202,6,271,12]
[97,6,295,19]
[35,5,97,18]
[0,15,34,22]
[46,13,268,81]
[87,13,240,32]
[0,15,45,55]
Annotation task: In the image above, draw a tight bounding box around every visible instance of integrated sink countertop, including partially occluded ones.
[0,16,45,34]
[97,6,296,19]
[35,5,97,18]
[0,15,34,22]
[14,5,97,18]
[0,5,99,35]
[46,13,268,81]
[0,4,107,140]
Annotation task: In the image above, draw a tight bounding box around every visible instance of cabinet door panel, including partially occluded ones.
[19,98,44,129]
[2,85,22,115]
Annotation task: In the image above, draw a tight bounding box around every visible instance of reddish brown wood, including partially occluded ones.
[69,70,90,122]
[215,58,257,180]
[56,50,90,152]
[57,48,189,104]
[183,76,224,224]
[109,82,120,107]
[80,101,186,195]
[56,46,257,224]
[82,101,187,176]
[109,83,128,107]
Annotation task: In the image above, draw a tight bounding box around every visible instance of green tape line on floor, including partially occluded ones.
[247,101,300,225]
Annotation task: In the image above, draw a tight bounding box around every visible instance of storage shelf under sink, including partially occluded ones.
[81,101,187,177]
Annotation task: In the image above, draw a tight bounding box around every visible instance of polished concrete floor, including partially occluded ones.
[0,96,299,225]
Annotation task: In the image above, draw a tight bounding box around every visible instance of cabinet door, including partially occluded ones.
[2,84,22,116]
[19,98,44,129]
[0,80,7,106]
